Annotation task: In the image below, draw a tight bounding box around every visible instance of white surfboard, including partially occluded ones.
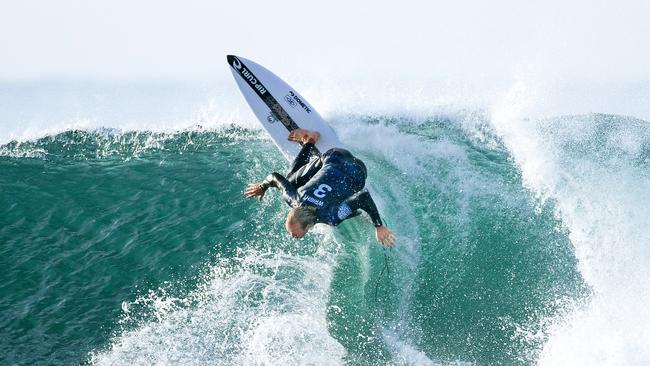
[227,55,342,160]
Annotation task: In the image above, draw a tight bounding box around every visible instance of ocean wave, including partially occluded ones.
[2,110,647,364]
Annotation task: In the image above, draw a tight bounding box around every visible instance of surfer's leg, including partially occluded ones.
[351,158,368,191]
[345,152,368,192]
[288,129,320,144]
[324,149,368,193]
[288,142,320,176]
[287,158,322,186]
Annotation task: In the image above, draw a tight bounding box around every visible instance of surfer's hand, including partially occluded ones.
[376,226,396,247]
[244,183,266,202]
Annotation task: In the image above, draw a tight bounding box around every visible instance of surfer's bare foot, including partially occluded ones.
[288,129,320,144]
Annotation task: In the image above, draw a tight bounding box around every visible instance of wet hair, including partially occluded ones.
[289,206,317,229]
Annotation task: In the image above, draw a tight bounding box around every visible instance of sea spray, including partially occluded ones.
[90,245,346,365]
[491,80,650,365]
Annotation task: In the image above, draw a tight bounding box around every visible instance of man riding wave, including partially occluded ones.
[244,128,396,246]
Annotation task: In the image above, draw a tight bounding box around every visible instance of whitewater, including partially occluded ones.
[1,75,649,366]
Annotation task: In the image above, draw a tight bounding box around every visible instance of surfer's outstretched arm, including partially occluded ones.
[245,173,298,205]
[346,190,383,227]
[260,173,297,197]
[345,190,396,246]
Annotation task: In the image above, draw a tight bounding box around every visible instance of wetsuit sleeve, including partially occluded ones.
[345,190,383,227]
[260,173,299,206]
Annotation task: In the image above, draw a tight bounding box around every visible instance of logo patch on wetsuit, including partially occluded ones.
[337,204,352,220]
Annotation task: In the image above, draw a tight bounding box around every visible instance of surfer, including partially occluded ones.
[244,129,396,246]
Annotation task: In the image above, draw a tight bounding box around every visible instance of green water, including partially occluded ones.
[0,119,587,365]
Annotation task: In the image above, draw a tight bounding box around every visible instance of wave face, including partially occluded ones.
[2,79,649,366]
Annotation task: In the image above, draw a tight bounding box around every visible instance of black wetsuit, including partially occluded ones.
[260,143,383,227]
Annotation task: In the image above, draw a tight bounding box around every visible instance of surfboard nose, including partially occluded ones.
[227,55,244,71]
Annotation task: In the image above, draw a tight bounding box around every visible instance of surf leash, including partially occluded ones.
[374,247,391,302]
[374,218,393,302]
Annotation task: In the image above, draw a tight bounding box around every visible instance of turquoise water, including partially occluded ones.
[1,83,649,365]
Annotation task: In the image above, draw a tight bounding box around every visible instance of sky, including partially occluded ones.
[1,0,649,82]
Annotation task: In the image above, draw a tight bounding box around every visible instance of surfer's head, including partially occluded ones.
[286,206,316,238]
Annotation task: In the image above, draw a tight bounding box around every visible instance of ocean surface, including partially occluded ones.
[1,80,648,365]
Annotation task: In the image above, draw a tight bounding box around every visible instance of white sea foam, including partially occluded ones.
[489,76,650,366]
[90,243,346,365]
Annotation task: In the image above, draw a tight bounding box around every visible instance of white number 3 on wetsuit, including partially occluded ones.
[313,184,332,198]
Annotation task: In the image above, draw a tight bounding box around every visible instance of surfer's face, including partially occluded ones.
[286,219,310,238]
[285,214,314,239]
